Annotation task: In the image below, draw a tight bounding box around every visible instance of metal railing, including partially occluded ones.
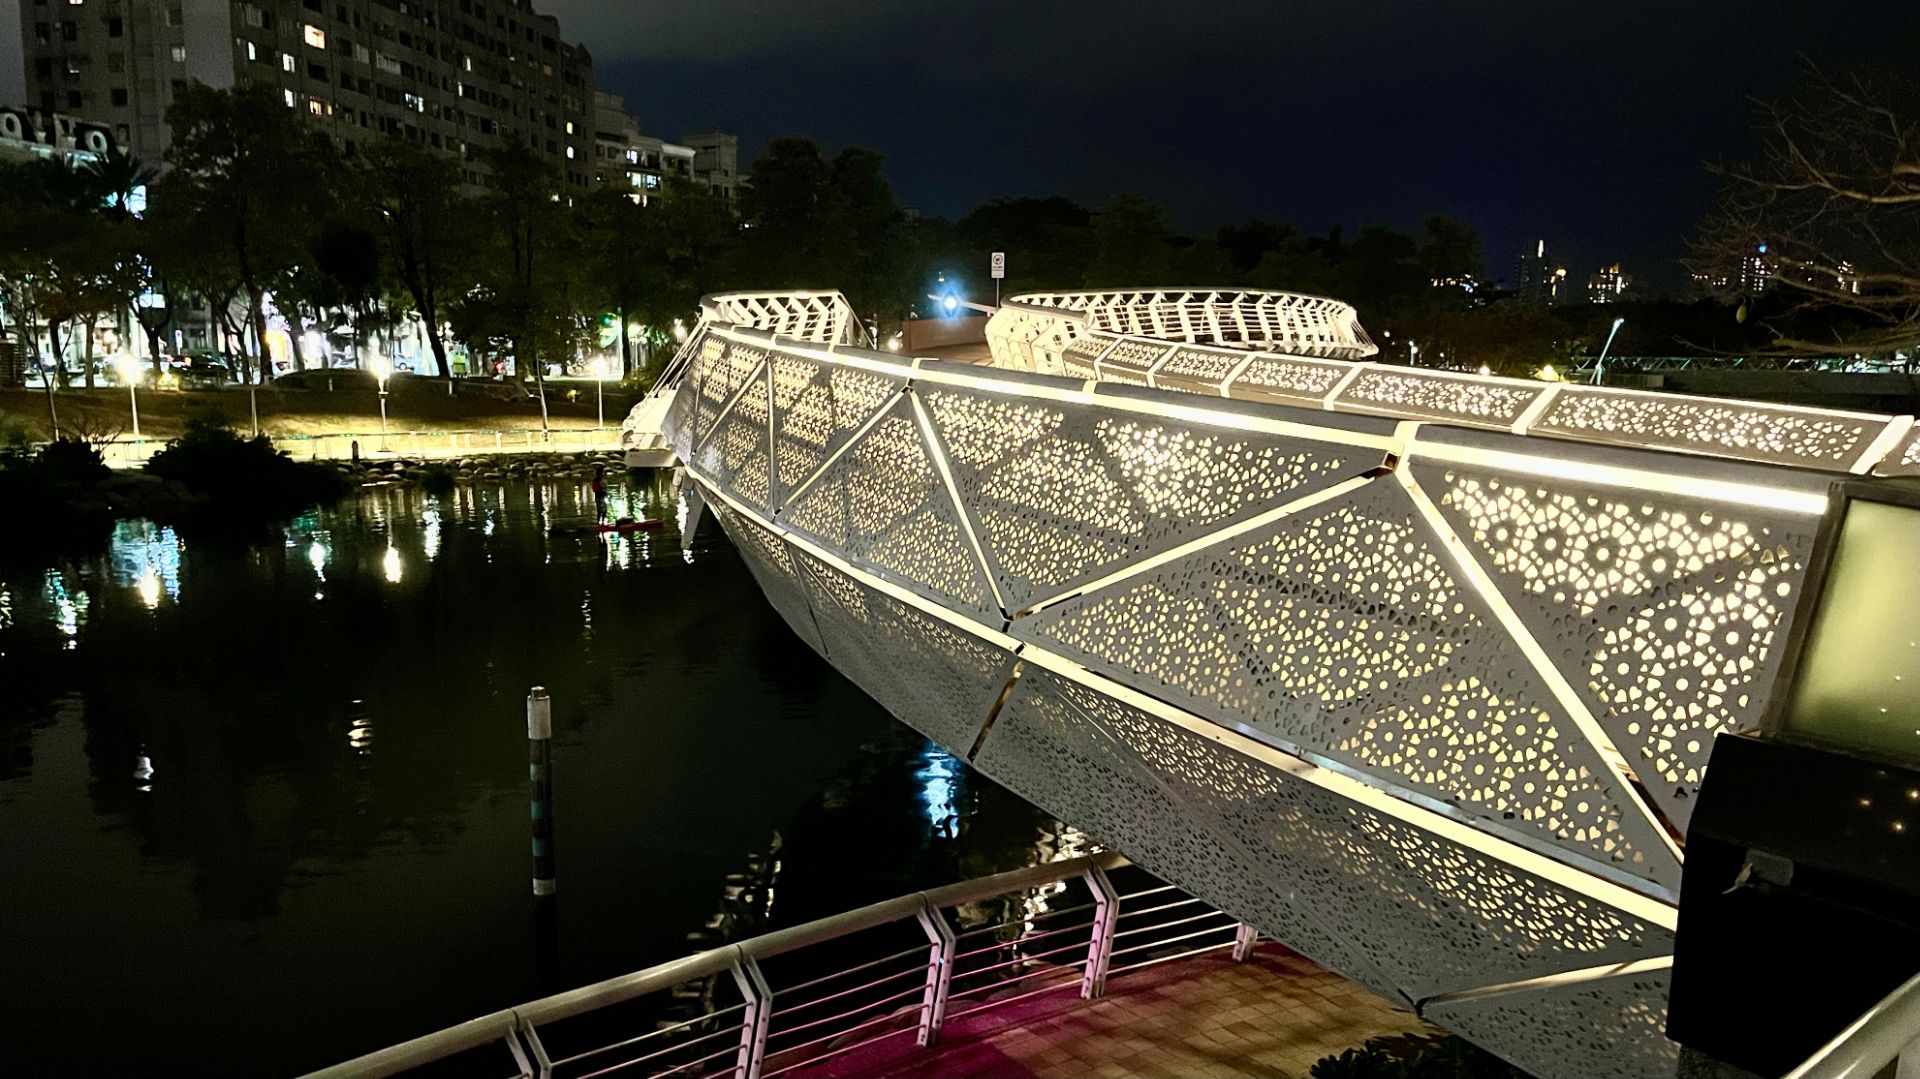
[1784,970,1920,1079]
[91,427,623,469]
[305,853,1256,1079]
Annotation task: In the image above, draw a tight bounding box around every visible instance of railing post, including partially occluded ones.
[1232,922,1258,962]
[1080,864,1118,999]
[729,956,772,1079]
[914,897,956,1047]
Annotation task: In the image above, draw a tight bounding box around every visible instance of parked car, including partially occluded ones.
[168,353,232,388]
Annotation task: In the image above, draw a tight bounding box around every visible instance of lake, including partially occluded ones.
[0,472,1071,1076]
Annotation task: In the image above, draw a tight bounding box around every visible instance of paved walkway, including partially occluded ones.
[797,944,1435,1079]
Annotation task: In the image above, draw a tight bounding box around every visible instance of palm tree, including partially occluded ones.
[80,147,158,220]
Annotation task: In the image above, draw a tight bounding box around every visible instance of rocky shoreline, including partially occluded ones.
[336,448,632,488]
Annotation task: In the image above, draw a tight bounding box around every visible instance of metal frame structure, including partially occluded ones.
[305,853,1264,1079]
[642,288,1920,1079]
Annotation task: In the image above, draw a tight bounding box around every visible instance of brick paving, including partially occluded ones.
[792,943,1436,1079]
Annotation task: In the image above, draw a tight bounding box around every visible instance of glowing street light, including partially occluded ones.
[942,294,958,315]
[369,355,391,449]
[595,356,613,429]
[115,354,143,438]
[1591,317,1626,385]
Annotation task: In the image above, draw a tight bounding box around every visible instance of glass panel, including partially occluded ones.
[1781,500,1920,762]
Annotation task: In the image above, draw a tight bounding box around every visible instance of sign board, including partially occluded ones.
[0,108,115,158]
[990,252,1005,279]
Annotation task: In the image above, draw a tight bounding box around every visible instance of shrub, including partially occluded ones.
[37,437,109,485]
[1311,1034,1531,1079]
[145,411,349,516]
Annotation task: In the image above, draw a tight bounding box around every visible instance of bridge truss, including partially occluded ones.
[660,288,1918,1079]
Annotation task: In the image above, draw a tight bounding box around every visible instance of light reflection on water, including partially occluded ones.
[0,469,1067,1078]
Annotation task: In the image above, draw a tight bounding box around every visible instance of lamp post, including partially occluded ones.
[1592,317,1626,385]
[595,356,609,429]
[369,355,391,450]
[134,286,170,380]
[116,355,142,439]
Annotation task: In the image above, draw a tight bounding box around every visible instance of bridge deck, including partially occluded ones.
[796,944,1433,1079]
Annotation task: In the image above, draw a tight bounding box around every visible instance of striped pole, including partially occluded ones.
[528,686,556,896]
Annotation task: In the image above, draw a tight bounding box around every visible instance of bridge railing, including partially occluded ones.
[303,853,1259,1079]
[988,291,1919,477]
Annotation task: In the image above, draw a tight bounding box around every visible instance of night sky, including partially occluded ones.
[557,0,1920,292]
[3,2,1914,290]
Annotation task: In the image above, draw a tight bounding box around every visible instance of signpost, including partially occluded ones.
[990,251,1005,306]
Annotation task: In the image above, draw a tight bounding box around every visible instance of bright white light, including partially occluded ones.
[942,295,958,314]
[672,319,688,343]
[1537,363,1560,382]
[115,354,141,386]
[369,356,392,384]
[887,334,903,352]
[383,547,402,584]
[1477,365,1492,377]
[136,570,161,609]
[308,541,326,578]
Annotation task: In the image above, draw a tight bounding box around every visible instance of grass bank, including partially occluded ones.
[0,374,639,443]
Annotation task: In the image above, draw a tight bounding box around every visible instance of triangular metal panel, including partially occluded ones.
[975,665,1672,1003]
[1426,965,1681,1079]
[788,545,1016,757]
[768,353,906,511]
[691,360,772,514]
[1020,477,1681,891]
[1410,458,1821,835]
[779,395,999,623]
[918,383,1373,613]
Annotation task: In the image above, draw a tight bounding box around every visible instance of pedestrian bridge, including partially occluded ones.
[629,287,1920,1079]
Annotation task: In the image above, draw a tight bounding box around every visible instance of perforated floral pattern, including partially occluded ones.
[923,388,1356,610]
[1229,356,1349,398]
[768,355,902,508]
[1537,392,1873,468]
[1430,465,1815,830]
[1428,968,1680,1079]
[1339,370,1540,425]
[790,547,1016,753]
[1156,347,1241,385]
[1024,481,1674,883]
[779,397,995,618]
[709,503,826,657]
[692,362,771,511]
[977,668,1668,1003]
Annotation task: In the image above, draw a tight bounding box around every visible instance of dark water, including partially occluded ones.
[0,474,1074,1077]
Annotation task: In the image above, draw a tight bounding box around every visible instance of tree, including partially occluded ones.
[955,197,1095,292]
[1696,63,1920,356]
[155,82,331,383]
[364,140,472,380]
[450,140,587,431]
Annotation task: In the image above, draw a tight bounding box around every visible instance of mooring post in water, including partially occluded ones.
[528,686,556,896]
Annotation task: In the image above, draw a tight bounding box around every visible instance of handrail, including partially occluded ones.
[1783,970,1920,1079]
[303,851,1228,1079]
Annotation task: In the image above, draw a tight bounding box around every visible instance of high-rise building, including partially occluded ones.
[15,0,596,188]
[1740,242,1772,295]
[590,90,737,203]
[1587,263,1630,304]
[1516,240,1570,306]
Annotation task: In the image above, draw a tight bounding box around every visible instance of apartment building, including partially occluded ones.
[591,90,737,203]
[15,0,594,187]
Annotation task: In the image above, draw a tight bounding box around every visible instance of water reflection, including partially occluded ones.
[0,469,1066,1077]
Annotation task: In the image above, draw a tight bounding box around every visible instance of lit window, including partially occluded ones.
[282,52,295,72]
[307,98,329,116]
[170,44,186,62]
[564,121,573,134]
[284,88,296,107]
[625,149,636,164]
[303,24,325,48]
[246,42,257,61]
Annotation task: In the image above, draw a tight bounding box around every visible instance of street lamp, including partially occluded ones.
[134,286,170,379]
[595,356,612,429]
[116,355,142,439]
[1592,317,1626,385]
[369,355,391,449]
